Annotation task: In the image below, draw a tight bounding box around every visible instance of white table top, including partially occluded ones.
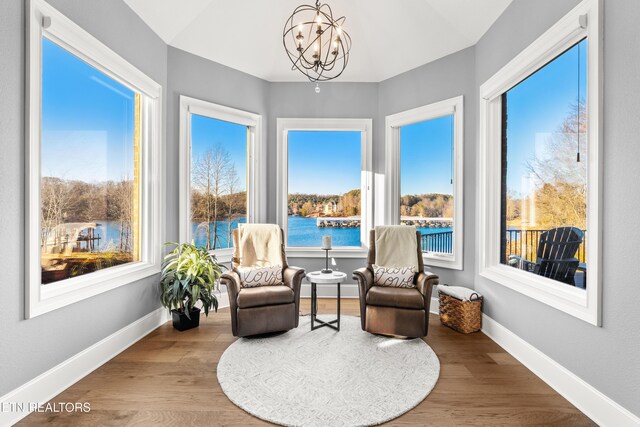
[306,271,347,283]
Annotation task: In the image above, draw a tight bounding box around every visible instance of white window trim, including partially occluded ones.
[478,0,602,325]
[383,96,464,270]
[179,96,265,263]
[276,118,373,258]
[25,0,164,318]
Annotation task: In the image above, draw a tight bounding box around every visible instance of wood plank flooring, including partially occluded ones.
[19,299,594,426]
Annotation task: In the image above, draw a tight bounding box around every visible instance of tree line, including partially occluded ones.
[41,176,134,253]
[288,189,454,219]
[288,189,360,217]
[400,193,453,218]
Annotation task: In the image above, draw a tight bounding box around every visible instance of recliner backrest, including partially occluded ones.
[231,226,289,270]
[367,229,424,282]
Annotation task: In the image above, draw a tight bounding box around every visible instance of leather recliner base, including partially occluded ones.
[236,302,296,337]
[365,305,427,338]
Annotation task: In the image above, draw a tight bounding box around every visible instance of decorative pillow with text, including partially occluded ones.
[373,265,416,288]
[236,265,283,288]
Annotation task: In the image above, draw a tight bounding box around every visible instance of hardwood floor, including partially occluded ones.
[19,299,594,426]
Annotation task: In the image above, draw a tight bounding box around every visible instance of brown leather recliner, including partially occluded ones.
[220,228,305,337]
[353,229,439,338]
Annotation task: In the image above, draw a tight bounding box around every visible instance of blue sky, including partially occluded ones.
[41,33,586,199]
[505,39,587,197]
[288,131,361,195]
[400,115,454,196]
[191,114,248,189]
[41,37,135,183]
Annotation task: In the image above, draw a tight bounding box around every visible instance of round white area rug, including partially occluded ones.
[217,316,440,427]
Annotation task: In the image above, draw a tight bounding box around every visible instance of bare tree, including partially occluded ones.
[41,177,74,251]
[192,146,231,250]
[525,99,587,229]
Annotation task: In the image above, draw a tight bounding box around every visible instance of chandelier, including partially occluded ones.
[282,0,352,84]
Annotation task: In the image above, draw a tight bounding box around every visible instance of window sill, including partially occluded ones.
[285,247,368,259]
[479,264,598,325]
[423,253,462,270]
[29,261,160,318]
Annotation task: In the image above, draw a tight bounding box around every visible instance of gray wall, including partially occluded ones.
[474,0,640,416]
[0,0,167,396]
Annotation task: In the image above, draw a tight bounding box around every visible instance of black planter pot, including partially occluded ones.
[171,307,201,331]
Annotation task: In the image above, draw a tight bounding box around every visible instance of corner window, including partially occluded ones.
[27,0,163,317]
[179,96,263,258]
[478,0,601,325]
[277,119,372,256]
[384,96,464,270]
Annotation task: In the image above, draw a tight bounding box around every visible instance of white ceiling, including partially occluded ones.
[124,0,512,82]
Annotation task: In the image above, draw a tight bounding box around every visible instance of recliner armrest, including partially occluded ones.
[283,266,305,291]
[353,267,374,330]
[283,266,304,327]
[415,271,439,303]
[352,267,374,292]
[220,271,241,310]
[220,271,242,336]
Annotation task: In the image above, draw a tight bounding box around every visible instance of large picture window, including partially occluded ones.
[277,119,372,256]
[27,0,163,317]
[179,96,263,258]
[385,96,464,269]
[478,0,602,324]
[501,39,588,288]
[40,38,142,284]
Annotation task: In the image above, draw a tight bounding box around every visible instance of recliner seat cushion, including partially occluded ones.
[366,286,424,310]
[237,285,294,309]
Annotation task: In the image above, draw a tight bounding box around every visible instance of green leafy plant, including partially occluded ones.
[160,242,224,318]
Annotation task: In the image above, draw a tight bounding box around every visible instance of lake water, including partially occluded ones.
[96,216,453,251]
[92,220,133,251]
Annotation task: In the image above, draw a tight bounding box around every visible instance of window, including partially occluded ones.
[277,119,372,256]
[27,0,162,317]
[478,0,602,325]
[501,39,588,287]
[384,96,464,270]
[179,96,264,259]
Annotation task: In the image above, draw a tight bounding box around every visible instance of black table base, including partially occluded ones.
[310,281,341,331]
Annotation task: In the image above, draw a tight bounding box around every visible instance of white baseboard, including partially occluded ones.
[0,307,169,426]
[481,314,640,427]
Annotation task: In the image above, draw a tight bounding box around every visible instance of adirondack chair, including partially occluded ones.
[509,227,585,286]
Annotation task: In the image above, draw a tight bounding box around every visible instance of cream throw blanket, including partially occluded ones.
[374,225,419,270]
[238,224,283,268]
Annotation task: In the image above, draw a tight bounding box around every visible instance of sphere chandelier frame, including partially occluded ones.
[282,0,352,83]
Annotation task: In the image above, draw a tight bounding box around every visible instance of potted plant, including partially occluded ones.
[160,242,224,331]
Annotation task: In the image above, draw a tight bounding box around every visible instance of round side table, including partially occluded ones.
[306,271,347,331]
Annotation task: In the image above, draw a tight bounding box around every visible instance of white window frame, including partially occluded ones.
[179,96,265,262]
[276,118,373,258]
[383,96,464,270]
[25,0,164,318]
[478,0,602,325]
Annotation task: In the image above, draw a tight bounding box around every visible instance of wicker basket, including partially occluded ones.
[438,286,483,334]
